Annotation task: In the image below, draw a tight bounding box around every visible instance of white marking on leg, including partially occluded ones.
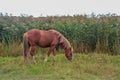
[44,55,48,62]
[53,56,56,62]
[32,56,37,64]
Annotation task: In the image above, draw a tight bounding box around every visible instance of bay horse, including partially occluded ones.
[23,29,73,63]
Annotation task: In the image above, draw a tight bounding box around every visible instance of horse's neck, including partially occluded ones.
[61,37,71,50]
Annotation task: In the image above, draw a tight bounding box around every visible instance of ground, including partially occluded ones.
[0,53,120,80]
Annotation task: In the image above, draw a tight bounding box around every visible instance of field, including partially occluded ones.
[0,13,120,80]
[0,53,120,80]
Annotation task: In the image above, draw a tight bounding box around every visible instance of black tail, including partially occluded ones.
[23,34,30,61]
[23,35,29,50]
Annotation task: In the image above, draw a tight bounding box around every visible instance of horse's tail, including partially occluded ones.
[23,33,30,61]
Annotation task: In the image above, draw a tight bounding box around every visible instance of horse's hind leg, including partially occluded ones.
[30,45,37,64]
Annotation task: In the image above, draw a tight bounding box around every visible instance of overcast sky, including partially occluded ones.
[0,0,120,17]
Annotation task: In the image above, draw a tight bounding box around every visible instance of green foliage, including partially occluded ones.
[0,13,120,55]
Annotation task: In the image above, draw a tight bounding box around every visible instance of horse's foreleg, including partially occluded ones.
[44,46,55,62]
[44,49,51,62]
[53,49,56,62]
[30,45,37,64]
[44,55,48,62]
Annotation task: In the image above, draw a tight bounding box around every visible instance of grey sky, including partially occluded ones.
[0,0,120,17]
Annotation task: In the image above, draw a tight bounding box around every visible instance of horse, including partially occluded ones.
[23,29,73,63]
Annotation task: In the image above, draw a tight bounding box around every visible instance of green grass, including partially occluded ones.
[0,53,120,80]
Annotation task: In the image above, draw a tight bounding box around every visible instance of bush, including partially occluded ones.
[0,13,120,56]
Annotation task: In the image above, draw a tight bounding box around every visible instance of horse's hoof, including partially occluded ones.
[53,59,56,62]
[44,59,48,62]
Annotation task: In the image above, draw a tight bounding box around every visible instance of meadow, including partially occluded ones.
[0,53,120,80]
[0,13,120,80]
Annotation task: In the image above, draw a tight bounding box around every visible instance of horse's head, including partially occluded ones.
[65,47,73,61]
[59,34,73,61]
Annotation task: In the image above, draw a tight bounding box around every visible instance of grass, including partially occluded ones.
[0,53,120,80]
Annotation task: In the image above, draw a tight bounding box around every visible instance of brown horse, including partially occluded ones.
[23,29,73,63]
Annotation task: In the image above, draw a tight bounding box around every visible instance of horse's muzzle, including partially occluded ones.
[68,57,72,61]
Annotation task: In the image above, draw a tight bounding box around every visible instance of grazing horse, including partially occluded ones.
[23,29,73,63]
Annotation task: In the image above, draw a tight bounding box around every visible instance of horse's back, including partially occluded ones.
[24,29,60,47]
[39,29,60,46]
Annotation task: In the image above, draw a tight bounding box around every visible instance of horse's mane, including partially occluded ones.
[60,35,71,49]
[49,29,71,49]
